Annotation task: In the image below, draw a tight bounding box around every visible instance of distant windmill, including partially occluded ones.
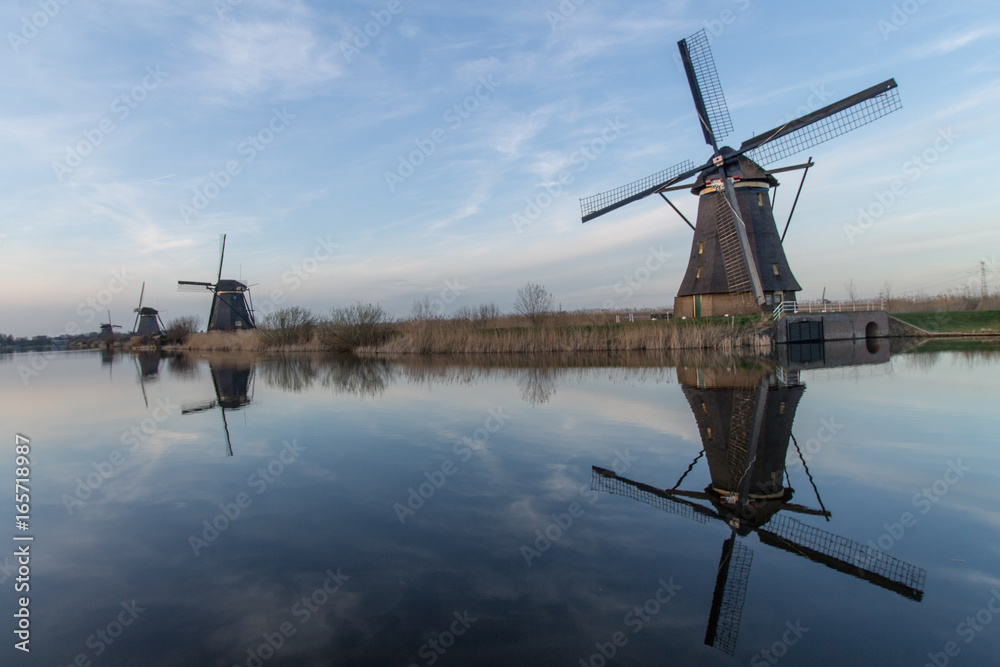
[98,310,121,341]
[178,234,256,331]
[132,282,166,338]
[581,30,901,317]
[592,365,925,656]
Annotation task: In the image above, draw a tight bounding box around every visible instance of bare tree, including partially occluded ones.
[514,282,553,325]
[845,278,858,305]
[258,306,316,346]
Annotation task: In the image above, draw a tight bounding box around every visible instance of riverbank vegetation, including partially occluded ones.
[171,299,772,355]
[891,310,1000,334]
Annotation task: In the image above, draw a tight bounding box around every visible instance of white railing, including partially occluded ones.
[772,299,885,320]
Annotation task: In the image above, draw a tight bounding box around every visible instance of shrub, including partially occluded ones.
[165,315,200,342]
[319,302,395,353]
[258,306,316,347]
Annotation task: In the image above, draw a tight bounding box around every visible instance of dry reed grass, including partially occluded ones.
[358,319,772,356]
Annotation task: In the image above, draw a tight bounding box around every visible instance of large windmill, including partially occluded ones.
[178,234,256,331]
[591,364,925,656]
[581,30,901,317]
[132,282,166,338]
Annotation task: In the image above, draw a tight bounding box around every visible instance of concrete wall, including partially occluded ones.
[775,311,889,344]
[776,338,891,370]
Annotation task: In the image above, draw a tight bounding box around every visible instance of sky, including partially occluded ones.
[0,0,998,337]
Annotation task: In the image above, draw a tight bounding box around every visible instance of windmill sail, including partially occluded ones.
[580,160,698,222]
[756,513,925,601]
[741,79,900,165]
[704,536,752,656]
[591,466,710,524]
[591,467,926,598]
[678,29,733,147]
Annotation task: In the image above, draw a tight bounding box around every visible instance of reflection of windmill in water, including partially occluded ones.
[132,350,162,408]
[178,234,256,331]
[100,347,118,380]
[592,364,925,656]
[181,360,255,456]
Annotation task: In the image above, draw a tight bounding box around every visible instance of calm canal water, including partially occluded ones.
[1,341,999,666]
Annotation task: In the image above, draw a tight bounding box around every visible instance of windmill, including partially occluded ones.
[581,30,901,317]
[181,360,255,456]
[591,363,925,656]
[98,310,122,341]
[178,234,256,331]
[132,282,166,338]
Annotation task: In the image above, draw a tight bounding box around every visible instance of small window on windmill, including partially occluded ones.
[698,242,704,255]
[696,266,702,278]
[779,401,786,415]
[757,193,763,206]
[772,263,780,276]
[701,401,708,414]
[706,427,713,440]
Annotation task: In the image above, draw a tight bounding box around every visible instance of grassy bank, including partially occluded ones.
[171,316,774,355]
[891,310,1000,333]
[358,317,772,355]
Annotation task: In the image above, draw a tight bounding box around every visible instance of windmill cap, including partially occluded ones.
[692,147,777,194]
[216,279,248,291]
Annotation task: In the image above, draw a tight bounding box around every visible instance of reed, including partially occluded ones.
[357,318,772,356]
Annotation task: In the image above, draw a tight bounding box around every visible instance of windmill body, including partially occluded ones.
[178,235,256,332]
[581,30,900,316]
[208,279,254,330]
[133,282,166,338]
[99,311,121,341]
[674,151,802,317]
[134,308,165,336]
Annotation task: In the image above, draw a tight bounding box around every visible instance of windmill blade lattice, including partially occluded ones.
[757,513,926,600]
[679,29,734,145]
[742,79,901,165]
[705,537,753,656]
[177,281,215,292]
[592,467,710,524]
[581,159,697,221]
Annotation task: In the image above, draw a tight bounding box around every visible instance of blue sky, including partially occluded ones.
[1,0,998,336]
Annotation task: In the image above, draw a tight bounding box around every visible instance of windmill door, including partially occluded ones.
[694,295,702,317]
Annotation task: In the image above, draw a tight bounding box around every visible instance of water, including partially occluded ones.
[1,342,999,666]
